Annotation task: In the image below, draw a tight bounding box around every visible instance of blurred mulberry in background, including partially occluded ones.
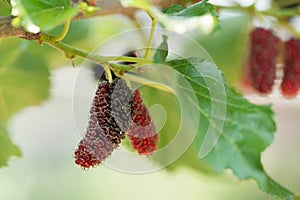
[245,27,280,94]
[280,38,300,98]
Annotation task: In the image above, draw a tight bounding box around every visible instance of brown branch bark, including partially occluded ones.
[0,16,25,38]
[0,15,42,39]
[0,0,200,40]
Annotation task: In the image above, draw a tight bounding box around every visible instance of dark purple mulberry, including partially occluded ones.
[75,78,133,169]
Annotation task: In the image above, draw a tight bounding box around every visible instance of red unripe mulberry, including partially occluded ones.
[127,90,159,155]
[280,38,300,98]
[247,28,280,93]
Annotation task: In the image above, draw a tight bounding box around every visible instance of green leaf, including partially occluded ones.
[163,0,218,18]
[0,120,21,168]
[274,0,300,8]
[163,4,185,15]
[12,0,78,32]
[119,0,218,34]
[0,0,11,16]
[165,1,219,33]
[0,39,50,167]
[153,35,168,64]
[160,1,219,34]
[0,38,50,123]
[165,57,296,199]
[0,0,11,7]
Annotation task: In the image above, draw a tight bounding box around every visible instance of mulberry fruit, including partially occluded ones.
[74,114,116,169]
[75,78,159,169]
[127,90,159,155]
[280,38,300,98]
[75,78,133,169]
[92,78,132,145]
[247,28,280,93]
[280,77,298,97]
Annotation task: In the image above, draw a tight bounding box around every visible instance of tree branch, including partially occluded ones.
[39,33,152,69]
[0,16,25,38]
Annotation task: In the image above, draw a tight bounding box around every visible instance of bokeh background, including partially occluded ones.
[0,0,300,199]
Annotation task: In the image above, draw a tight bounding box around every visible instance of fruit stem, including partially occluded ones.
[279,19,300,37]
[144,17,157,59]
[103,63,113,83]
[53,18,70,42]
[109,62,133,71]
[123,73,173,93]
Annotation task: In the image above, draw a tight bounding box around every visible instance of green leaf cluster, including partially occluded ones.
[0,38,50,167]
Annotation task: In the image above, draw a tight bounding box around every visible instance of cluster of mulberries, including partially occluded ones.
[74,78,159,169]
[245,27,300,97]
[246,27,280,93]
[280,38,300,97]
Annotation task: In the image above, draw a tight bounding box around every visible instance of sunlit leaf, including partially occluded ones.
[119,0,218,34]
[12,0,78,32]
[163,0,218,18]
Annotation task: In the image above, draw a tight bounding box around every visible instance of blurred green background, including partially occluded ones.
[1,3,300,200]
